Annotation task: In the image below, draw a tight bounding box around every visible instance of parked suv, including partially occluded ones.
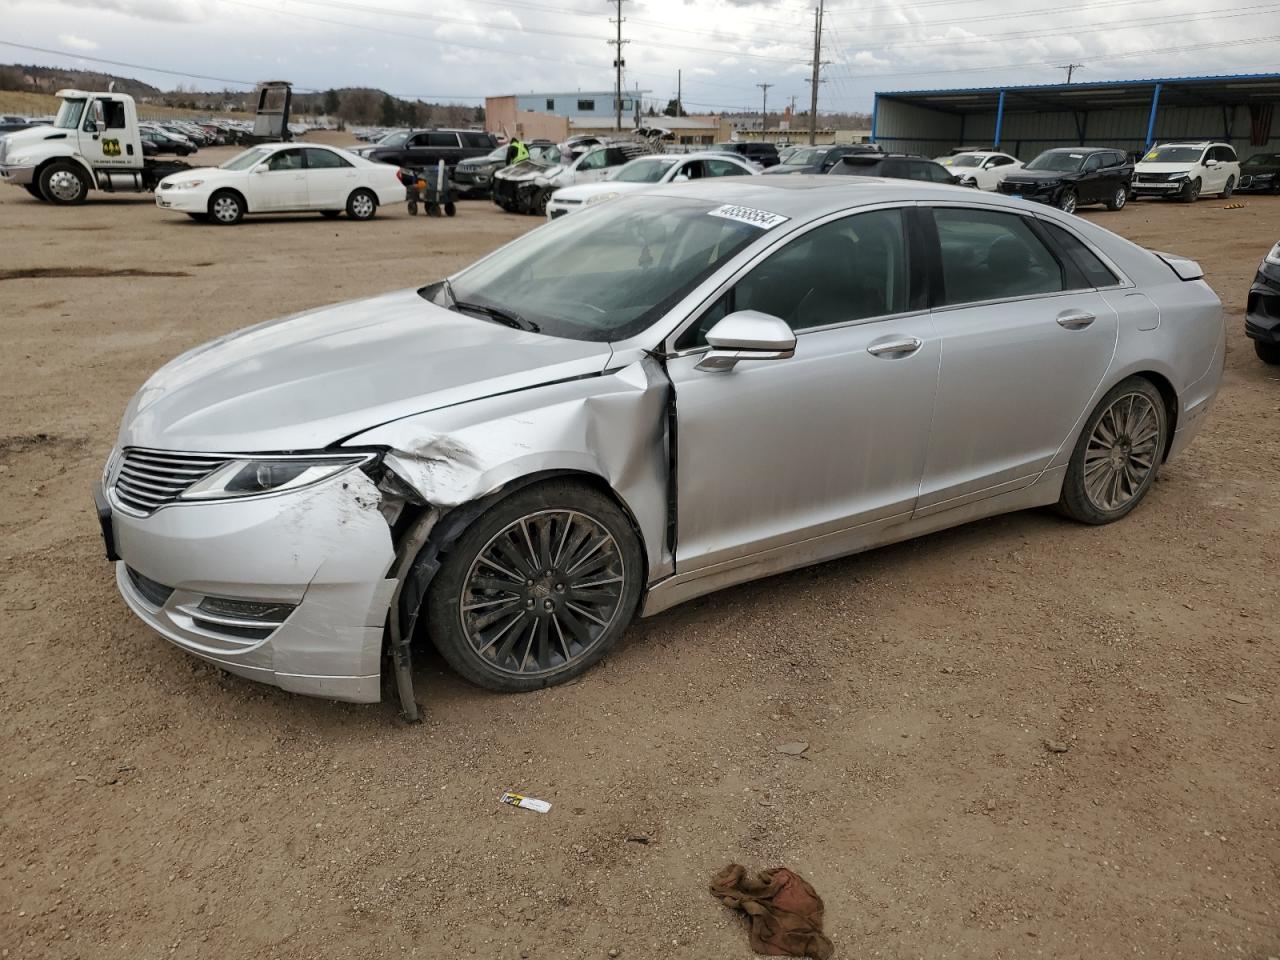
[365,128,498,173]
[762,143,879,175]
[1132,142,1241,202]
[713,141,780,168]
[827,152,959,184]
[1238,152,1280,194]
[997,147,1132,213]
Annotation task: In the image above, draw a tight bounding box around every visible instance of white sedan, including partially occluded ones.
[936,151,1023,191]
[154,142,405,225]
[545,151,758,219]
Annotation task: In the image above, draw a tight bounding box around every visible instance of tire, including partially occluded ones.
[207,189,244,225]
[38,161,89,204]
[23,183,47,201]
[1057,376,1168,525]
[346,188,377,220]
[320,210,341,218]
[186,212,209,222]
[1105,185,1127,211]
[533,189,551,217]
[1180,177,1201,203]
[424,480,644,693]
[1220,176,1235,199]
[1255,340,1280,365]
[444,202,456,217]
[1056,188,1078,215]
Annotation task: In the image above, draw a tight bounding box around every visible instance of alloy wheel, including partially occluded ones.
[1082,392,1160,512]
[47,169,83,202]
[1059,190,1077,214]
[459,510,627,678]
[1113,188,1126,209]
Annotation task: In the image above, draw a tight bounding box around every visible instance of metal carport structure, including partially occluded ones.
[871,73,1280,160]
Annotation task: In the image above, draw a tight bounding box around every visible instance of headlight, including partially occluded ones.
[1167,171,1190,181]
[1265,242,1280,267]
[180,454,374,501]
[167,179,205,189]
[585,191,620,205]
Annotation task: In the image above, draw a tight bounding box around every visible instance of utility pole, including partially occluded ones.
[1059,63,1084,83]
[608,0,629,131]
[757,82,773,135]
[677,68,682,116]
[806,0,825,145]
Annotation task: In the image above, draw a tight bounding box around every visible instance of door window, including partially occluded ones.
[426,132,460,147]
[577,149,608,171]
[266,149,303,171]
[1084,154,1103,172]
[99,101,126,129]
[407,134,431,148]
[704,158,749,177]
[303,148,352,169]
[676,208,910,348]
[462,132,492,149]
[1040,222,1120,288]
[933,208,1065,306]
[915,161,954,182]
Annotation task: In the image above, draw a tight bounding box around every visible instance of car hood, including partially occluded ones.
[1135,162,1195,174]
[496,160,562,183]
[158,165,230,185]
[553,180,647,202]
[118,288,614,453]
[1,124,65,155]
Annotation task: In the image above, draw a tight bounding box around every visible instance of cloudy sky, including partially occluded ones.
[1,0,1278,113]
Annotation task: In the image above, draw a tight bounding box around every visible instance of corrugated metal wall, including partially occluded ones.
[875,98,1280,161]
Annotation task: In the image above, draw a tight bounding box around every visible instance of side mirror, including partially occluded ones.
[672,174,689,183]
[696,310,796,372]
[253,165,268,174]
[1204,158,1218,167]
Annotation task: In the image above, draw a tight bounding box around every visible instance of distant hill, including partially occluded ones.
[0,63,164,99]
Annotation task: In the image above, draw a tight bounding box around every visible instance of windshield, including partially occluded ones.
[1245,153,1280,166]
[484,145,508,161]
[221,146,273,171]
[949,154,983,168]
[531,144,563,164]
[613,157,679,183]
[54,99,86,130]
[439,196,766,342]
[1026,151,1086,173]
[783,148,827,166]
[1142,146,1204,163]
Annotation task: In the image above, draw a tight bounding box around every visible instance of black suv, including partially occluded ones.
[714,141,780,168]
[763,143,880,175]
[366,128,498,173]
[997,147,1132,214]
[827,152,958,184]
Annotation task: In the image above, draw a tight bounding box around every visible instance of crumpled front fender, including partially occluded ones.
[344,355,673,582]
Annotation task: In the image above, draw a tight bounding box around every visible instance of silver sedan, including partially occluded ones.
[97,177,1225,715]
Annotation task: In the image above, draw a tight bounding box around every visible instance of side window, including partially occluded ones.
[102,101,126,129]
[933,208,1065,306]
[1221,145,1237,162]
[304,148,351,169]
[1041,221,1121,288]
[427,132,460,148]
[880,160,910,179]
[604,147,632,167]
[577,99,595,111]
[266,149,303,171]
[407,134,430,148]
[1084,154,1103,172]
[462,132,491,149]
[545,98,555,111]
[675,208,910,349]
[921,162,954,183]
[705,158,749,177]
[578,149,608,171]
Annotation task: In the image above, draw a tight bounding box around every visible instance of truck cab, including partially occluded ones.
[0,89,188,203]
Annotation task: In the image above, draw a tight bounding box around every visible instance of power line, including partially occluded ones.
[1058,63,1085,83]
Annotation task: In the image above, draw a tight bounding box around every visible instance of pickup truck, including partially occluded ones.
[0,89,192,203]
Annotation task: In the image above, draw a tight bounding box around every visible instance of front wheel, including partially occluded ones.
[1057,376,1168,525]
[1180,177,1201,203]
[1105,185,1127,211]
[208,189,244,225]
[39,161,89,204]
[347,188,377,220]
[1220,176,1235,199]
[424,481,644,692]
[1255,340,1280,365]
[1056,188,1078,214]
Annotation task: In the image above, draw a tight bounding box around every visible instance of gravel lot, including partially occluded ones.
[2,137,1277,960]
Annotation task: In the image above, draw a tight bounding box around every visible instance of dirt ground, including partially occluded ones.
[1,135,1277,960]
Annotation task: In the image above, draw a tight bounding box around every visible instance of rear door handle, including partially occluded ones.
[1056,309,1096,330]
[867,336,923,358]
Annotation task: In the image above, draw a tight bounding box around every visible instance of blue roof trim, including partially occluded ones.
[877,72,1280,98]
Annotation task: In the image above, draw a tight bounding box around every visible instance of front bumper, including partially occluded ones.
[0,163,36,186]
[1132,178,1186,195]
[1238,173,1278,192]
[105,467,397,702]
[546,197,584,220]
[452,167,494,193]
[154,187,207,212]
[997,182,1061,205]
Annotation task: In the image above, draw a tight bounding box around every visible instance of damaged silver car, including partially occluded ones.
[97,178,1225,717]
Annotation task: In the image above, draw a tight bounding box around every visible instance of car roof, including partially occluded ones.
[639,174,1035,219]
[1043,146,1113,154]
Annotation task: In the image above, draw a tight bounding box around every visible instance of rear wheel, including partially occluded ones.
[424,481,643,692]
[1180,177,1201,203]
[1057,188,1078,214]
[39,161,89,204]
[1255,340,1280,364]
[1057,376,1168,525]
[208,189,244,225]
[347,188,377,220]
[1220,176,1235,199]
[1105,185,1127,211]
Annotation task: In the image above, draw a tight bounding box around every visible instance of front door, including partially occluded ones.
[80,97,131,169]
[667,207,940,574]
[248,148,308,211]
[915,205,1119,514]
[571,148,612,185]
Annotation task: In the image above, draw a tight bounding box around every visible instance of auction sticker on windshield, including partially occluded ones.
[709,204,789,229]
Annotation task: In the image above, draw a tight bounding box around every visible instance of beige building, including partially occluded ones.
[484,96,569,142]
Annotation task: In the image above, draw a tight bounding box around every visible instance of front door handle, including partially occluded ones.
[1056,309,1096,330]
[867,336,923,358]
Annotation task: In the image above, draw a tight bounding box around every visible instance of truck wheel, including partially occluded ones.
[39,162,89,204]
[23,184,47,201]
[347,189,377,220]
[208,189,244,225]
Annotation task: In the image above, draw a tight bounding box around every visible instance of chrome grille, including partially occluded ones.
[112,449,230,514]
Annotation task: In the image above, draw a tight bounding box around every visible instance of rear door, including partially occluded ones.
[914,204,1119,514]
[302,147,357,209]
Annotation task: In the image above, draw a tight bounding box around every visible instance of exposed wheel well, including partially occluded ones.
[208,186,248,213]
[35,156,94,190]
[1130,370,1179,461]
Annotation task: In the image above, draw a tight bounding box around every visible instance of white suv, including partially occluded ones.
[1132,141,1241,202]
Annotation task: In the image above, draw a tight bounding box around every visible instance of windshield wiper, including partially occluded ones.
[450,292,540,333]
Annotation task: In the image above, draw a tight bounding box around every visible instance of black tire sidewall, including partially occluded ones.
[424,480,644,692]
[40,162,88,204]
[1058,376,1168,525]
[208,189,243,224]
[347,189,377,220]
[1058,188,1077,213]
[1222,176,1235,198]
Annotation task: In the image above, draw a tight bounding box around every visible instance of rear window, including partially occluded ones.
[462,132,492,149]
[1041,222,1120,288]
[426,132,460,148]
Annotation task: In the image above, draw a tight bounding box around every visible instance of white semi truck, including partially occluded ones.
[0,89,194,204]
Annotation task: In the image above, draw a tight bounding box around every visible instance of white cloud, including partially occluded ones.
[57,33,100,50]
